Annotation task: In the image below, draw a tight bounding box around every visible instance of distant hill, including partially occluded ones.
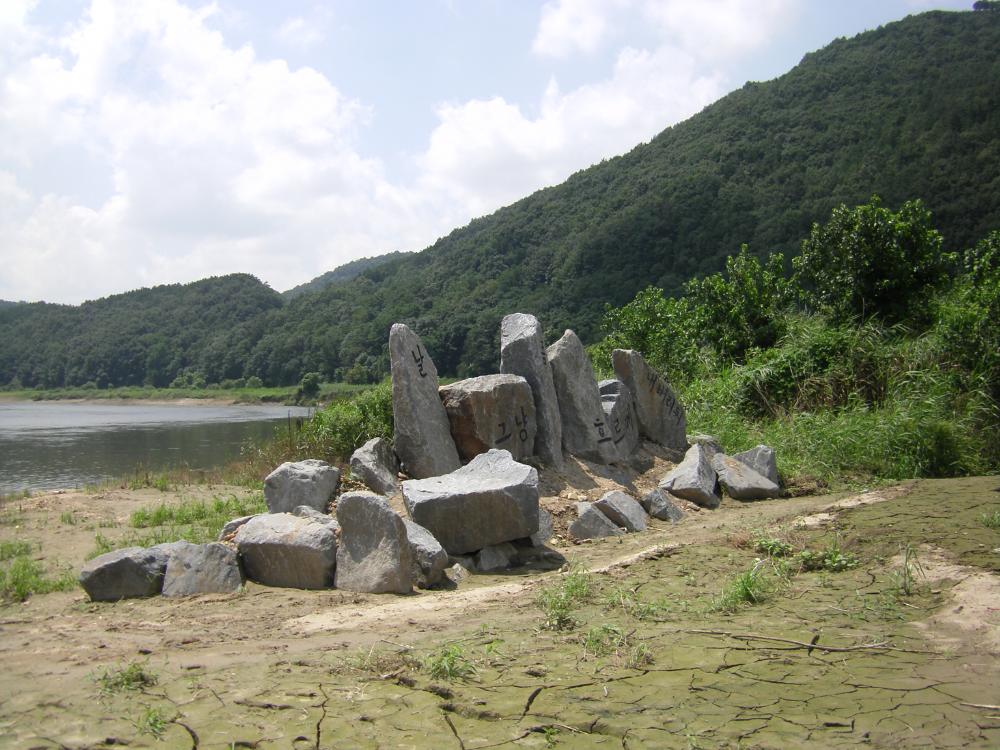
[282,252,409,299]
[1,10,998,388]
[0,301,22,309]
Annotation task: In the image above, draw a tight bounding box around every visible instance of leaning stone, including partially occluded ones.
[390,323,461,479]
[599,379,641,460]
[235,513,336,589]
[732,445,780,486]
[350,437,399,496]
[292,505,339,532]
[162,542,243,597]
[439,374,537,462]
[218,514,257,541]
[568,502,625,540]
[475,542,518,573]
[335,492,413,594]
[402,449,539,555]
[660,443,721,509]
[688,434,723,461]
[530,508,555,547]
[594,490,648,532]
[612,349,687,451]
[712,453,781,501]
[402,519,449,589]
[640,488,685,523]
[264,459,340,514]
[547,330,617,464]
[79,546,171,601]
[500,313,564,469]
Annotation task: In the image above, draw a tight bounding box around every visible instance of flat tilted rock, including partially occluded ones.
[612,349,687,451]
[350,437,399,496]
[162,542,244,597]
[712,453,781,500]
[264,459,340,514]
[599,379,641,461]
[79,546,171,601]
[568,502,625,540]
[390,323,461,479]
[402,449,539,555]
[500,313,564,469]
[403,519,449,588]
[640,488,685,523]
[660,443,721,509]
[439,374,537,462]
[594,490,648,532]
[732,445,780,486]
[235,513,336,589]
[335,492,413,594]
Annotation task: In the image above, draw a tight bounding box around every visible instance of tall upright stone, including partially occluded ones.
[500,313,564,469]
[389,323,461,479]
[439,374,537,462]
[612,349,687,451]
[599,379,641,461]
[547,330,617,464]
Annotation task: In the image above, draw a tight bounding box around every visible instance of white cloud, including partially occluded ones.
[276,16,324,49]
[532,0,622,58]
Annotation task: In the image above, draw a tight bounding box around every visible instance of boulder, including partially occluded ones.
[402,449,539,555]
[688,434,723,462]
[568,502,625,540]
[263,459,340,514]
[474,542,519,572]
[350,437,399,496]
[402,519,449,588]
[732,445,780,486]
[611,349,687,451]
[500,313,564,469]
[660,443,721,509]
[712,453,781,500]
[594,490,648,532]
[235,513,336,589]
[599,379,641,460]
[335,492,413,594]
[547,330,617,464]
[439,374,537,462]
[389,323,461,479]
[218,514,257,541]
[640,488,685,523]
[162,542,244,597]
[531,508,555,547]
[292,505,339,532]
[79,546,170,601]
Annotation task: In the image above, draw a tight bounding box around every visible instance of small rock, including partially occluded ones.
[712,453,781,500]
[403,518,449,588]
[263,459,340,514]
[732,445,780,486]
[530,508,555,547]
[335,492,413,594]
[162,542,244,597]
[235,513,336,589]
[474,542,519,572]
[594,490,648,532]
[660,443,721,509]
[568,502,625,540]
[350,437,399,496]
[640,488,685,522]
[79,546,170,601]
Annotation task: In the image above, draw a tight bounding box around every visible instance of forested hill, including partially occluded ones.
[282,252,409,300]
[2,10,999,389]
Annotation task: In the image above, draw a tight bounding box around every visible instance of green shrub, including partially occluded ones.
[299,380,393,459]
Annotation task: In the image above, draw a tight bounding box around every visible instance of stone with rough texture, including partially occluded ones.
[531,508,555,547]
[350,437,399,496]
[640,488,685,523]
[402,519,449,588]
[162,542,244,597]
[732,445,780,486]
[264,459,340,514]
[500,313,564,469]
[390,323,461,479]
[594,490,648,532]
[292,505,339,532]
[547,330,617,464]
[475,542,518,572]
[568,502,626,540]
[688,434,723,461]
[612,349,687,451]
[712,453,781,500]
[335,492,413,594]
[218,514,257,541]
[235,513,336,589]
[599,379,641,460]
[402,449,539,555]
[660,443,721,509]
[79,546,170,601]
[439,374,537,462]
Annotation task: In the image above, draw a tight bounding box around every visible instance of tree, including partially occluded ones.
[299,371,321,399]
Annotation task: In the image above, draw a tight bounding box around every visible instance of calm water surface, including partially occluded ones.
[0,401,311,493]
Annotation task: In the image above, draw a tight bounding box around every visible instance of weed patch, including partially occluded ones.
[425,644,476,682]
[0,555,76,602]
[536,567,593,630]
[94,661,158,696]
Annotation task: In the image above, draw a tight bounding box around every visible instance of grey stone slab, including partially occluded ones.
[732,445,780,486]
[530,508,555,547]
[568,502,625,540]
[350,437,399,496]
[235,513,336,589]
[292,505,339,532]
[402,518,449,589]
[439,374,536,462]
[474,542,518,572]
[162,542,244,597]
[660,443,721,509]
[612,349,687,451]
[640,488,685,522]
[712,453,781,500]
[594,490,648,532]
[335,492,413,594]
[599,379,641,461]
[79,546,170,601]
[263,459,340,514]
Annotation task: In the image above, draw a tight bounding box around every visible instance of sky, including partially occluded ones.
[0,0,971,304]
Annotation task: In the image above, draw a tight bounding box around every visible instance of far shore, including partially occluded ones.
[0,382,367,407]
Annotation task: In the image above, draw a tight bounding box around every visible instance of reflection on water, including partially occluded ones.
[0,402,311,493]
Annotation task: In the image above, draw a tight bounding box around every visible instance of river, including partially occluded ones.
[0,401,312,493]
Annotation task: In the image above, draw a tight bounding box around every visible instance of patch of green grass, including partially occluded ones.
[891,543,925,597]
[94,661,158,696]
[425,643,476,682]
[134,706,168,739]
[583,624,628,657]
[604,585,664,620]
[536,567,593,631]
[0,540,33,560]
[980,509,1000,529]
[711,561,772,613]
[798,537,859,572]
[0,555,77,602]
[753,535,794,557]
[624,643,655,669]
[59,511,78,525]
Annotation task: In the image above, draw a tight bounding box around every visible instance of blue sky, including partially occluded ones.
[0,0,970,303]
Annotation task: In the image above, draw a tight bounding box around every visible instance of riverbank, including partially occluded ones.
[0,382,369,406]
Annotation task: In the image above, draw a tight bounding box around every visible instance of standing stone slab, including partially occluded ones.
[162,542,244,597]
[599,379,641,461]
[235,513,336,589]
[612,349,687,451]
[439,374,537,462]
[403,519,449,588]
[402,449,539,555]
[640,488,685,523]
[264,459,340,514]
[547,330,617,464]
[390,323,461,479]
[594,490,648,532]
[350,437,399,496]
[733,445,780,486]
[660,443,721,509]
[335,492,413,594]
[79,546,171,601]
[500,313,564,469]
[568,502,625,540]
[712,453,781,501]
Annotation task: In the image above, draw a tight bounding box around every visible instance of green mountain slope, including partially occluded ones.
[282,252,409,300]
[1,10,998,388]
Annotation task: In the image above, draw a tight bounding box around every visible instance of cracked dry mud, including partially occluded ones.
[1,471,998,749]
